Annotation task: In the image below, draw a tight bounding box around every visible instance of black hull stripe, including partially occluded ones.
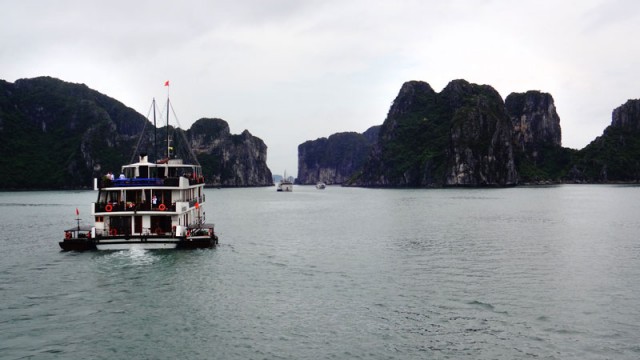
[59,237,218,251]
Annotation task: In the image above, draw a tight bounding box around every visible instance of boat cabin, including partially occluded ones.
[92,155,206,238]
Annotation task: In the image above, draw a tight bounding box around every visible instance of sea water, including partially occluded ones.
[1,185,639,359]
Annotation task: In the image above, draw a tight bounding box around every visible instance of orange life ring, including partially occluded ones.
[159,204,166,211]
[105,204,113,212]
[65,231,71,239]
[110,228,117,236]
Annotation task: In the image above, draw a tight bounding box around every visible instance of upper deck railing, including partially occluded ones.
[93,194,205,214]
[98,176,205,189]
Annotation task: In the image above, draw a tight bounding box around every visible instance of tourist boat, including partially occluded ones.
[60,92,218,251]
[315,182,326,189]
[276,171,293,192]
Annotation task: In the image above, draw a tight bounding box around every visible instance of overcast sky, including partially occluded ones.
[2,0,639,177]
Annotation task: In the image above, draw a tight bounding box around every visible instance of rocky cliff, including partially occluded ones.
[297,79,640,186]
[611,99,640,130]
[0,76,146,189]
[574,99,640,181]
[350,80,518,187]
[0,77,272,189]
[506,91,561,152]
[297,126,379,185]
[505,91,572,182]
[188,118,272,187]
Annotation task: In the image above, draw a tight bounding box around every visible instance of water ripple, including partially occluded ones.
[1,186,640,359]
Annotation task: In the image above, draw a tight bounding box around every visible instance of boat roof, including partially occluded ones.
[123,156,199,168]
[187,223,215,229]
[64,225,93,232]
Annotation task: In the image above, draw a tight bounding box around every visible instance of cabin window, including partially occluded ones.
[151,216,172,235]
[134,216,143,234]
[149,167,162,179]
[139,166,148,178]
[124,168,135,178]
[98,190,120,203]
[158,190,172,205]
[175,166,193,178]
[110,217,131,235]
[168,167,177,178]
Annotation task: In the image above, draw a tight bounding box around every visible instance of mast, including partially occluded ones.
[166,96,170,159]
[153,98,157,162]
[165,81,171,159]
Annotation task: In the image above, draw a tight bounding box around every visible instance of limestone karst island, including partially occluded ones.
[1,76,639,189]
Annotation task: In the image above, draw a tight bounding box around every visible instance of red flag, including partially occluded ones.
[75,208,79,216]
[164,80,170,86]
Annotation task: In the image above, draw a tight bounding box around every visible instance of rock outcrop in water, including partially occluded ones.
[188,118,272,187]
[0,76,272,189]
[297,126,379,185]
[349,80,518,187]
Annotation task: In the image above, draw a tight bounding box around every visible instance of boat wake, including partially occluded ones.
[105,247,157,266]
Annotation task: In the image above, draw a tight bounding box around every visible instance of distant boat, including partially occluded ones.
[316,182,326,189]
[277,171,293,192]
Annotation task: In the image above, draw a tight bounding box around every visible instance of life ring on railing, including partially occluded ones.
[65,231,71,239]
[186,230,191,237]
[109,228,117,236]
[105,204,113,212]
[158,204,166,211]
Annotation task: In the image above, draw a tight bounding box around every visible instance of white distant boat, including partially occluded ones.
[316,182,326,189]
[277,171,293,192]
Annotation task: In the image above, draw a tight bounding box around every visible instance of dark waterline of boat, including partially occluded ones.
[1,185,640,359]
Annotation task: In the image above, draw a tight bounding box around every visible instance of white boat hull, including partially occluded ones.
[96,241,179,250]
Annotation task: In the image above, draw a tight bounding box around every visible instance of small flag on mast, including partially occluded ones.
[164,80,170,86]
[76,208,79,216]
